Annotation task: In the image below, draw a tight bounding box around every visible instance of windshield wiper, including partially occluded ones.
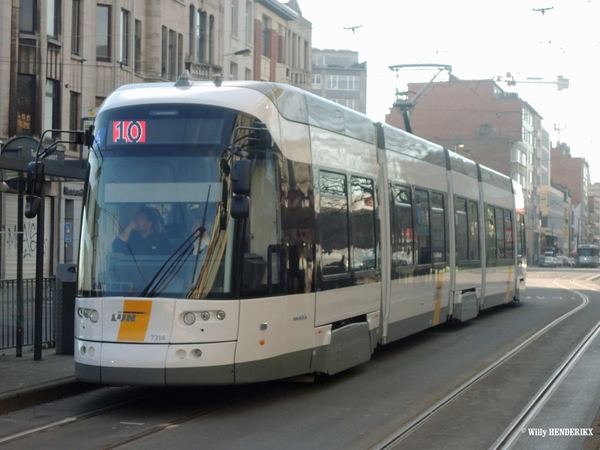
[140,187,211,297]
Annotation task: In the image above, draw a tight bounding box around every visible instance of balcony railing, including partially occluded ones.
[185,60,221,80]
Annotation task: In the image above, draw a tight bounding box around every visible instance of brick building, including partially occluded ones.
[551,143,591,245]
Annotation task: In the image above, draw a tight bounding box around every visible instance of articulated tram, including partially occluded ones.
[75,75,527,386]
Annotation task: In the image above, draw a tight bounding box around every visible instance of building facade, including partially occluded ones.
[310,48,367,114]
[551,143,590,245]
[0,0,311,279]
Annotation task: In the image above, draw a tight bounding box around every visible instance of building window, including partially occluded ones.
[326,75,360,90]
[245,68,251,80]
[231,0,239,37]
[278,25,285,64]
[169,29,177,80]
[311,74,321,87]
[69,91,81,150]
[178,33,183,77]
[134,20,142,74]
[262,16,270,57]
[197,11,206,62]
[96,4,111,62]
[47,0,60,39]
[161,26,167,78]
[189,6,195,59]
[20,0,37,33]
[71,0,81,55]
[17,74,36,135]
[230,62,238,80]
[44,79,60,137]
[120,9,130,67]
[245,1,253,45]
[209,15,215,64]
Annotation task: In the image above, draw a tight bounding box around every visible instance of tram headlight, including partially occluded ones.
[200,311,210,321]
[216,310,226,320]
[78,308,99,323]
[183,312,196,326]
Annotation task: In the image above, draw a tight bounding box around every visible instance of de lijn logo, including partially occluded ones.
[111,310,147,323]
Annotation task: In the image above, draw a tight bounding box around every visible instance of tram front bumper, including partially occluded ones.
[75,339,236,386]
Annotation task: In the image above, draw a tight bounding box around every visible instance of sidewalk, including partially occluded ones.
[0,347,98,415]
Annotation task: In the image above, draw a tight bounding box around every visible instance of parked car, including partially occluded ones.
[540,253,557,268]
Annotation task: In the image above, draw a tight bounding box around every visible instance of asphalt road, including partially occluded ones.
[2,268,599,450]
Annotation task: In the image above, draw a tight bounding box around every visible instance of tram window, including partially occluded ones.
[431,192,446,263]
[505,209,514,259]
[486,205,497,261]
[495,207,505,259]
[391,185,414,272]
[455,197,468,262]
[320,171,349,276]
[468,200,480,261]
[351,176,376,272]
[415,189,431,265]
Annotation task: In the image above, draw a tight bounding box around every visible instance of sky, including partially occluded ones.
[297,0,600,181]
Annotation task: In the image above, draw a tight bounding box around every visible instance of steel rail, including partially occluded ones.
[490,275,600,449]
[371,272,593,450]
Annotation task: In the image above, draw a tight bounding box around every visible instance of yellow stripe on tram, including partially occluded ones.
[117,300,153,342]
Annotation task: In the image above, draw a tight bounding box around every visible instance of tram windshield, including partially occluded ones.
[78,104,239,299]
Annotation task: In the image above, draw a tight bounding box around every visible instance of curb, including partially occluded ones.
[0,379,101,416]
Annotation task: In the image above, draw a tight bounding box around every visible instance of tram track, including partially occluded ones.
[0,381,266,448]
[370,272,600,450]
[0,387,175,446]
[2,272,599,449]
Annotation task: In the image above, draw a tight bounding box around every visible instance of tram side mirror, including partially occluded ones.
[231,159,251,195]
[249,126,271,150]
[84,125,95,148]
[230,195,250,219]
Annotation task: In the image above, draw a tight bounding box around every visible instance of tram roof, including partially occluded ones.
[100,80,376,144]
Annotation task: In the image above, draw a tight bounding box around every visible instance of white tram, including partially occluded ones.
[74,75,527,386]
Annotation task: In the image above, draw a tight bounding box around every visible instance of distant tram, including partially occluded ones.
[74,75,527,386]
[577,244,600,268]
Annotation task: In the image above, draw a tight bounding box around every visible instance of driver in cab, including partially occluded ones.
[112,206,170,256]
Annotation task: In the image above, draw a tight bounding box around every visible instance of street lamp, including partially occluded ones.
[218,48,252,83]
[224,48,252,58]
